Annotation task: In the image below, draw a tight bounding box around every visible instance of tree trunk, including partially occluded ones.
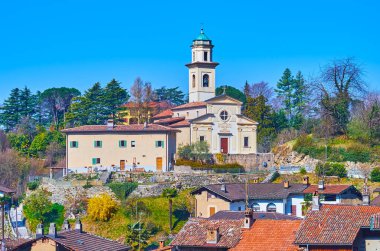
[169,198,172,233]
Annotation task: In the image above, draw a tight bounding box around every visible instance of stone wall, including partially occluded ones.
[215,153,275,171]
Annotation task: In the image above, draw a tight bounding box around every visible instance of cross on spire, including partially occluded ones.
[222,85,227,94]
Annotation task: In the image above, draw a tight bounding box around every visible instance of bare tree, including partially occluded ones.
[130,77,144,124]
[250,81,273,100]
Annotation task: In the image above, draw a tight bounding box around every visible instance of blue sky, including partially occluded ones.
[0,0,379,102]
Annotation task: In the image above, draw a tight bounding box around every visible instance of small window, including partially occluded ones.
[94,140,102,148]
[192,52,195,61]
[186,112,189,117]
[324,194,337,201]
[220,110,228,121]
[155,140,164,148]
[119,140,127,148]
[192,74,196,88]
[203,74,209,87]
[92,158,100,165]
[251,203,260,212]
[244,137,249,148]
[267,203,276,212]
[204,51,208,61]
[238,206,241,211]
[70,141,78,148]
[131,141,136,147]
[200,136,205,142]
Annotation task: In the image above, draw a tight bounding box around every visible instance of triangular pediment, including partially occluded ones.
[236,114,259,125]
[191,113,215,124]
[205,94,243,105]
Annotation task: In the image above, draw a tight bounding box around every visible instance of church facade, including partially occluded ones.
[153,29,258,154]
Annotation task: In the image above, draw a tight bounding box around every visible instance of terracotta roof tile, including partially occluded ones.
[170,218,242,248]
[295,204,380,245]
[230,219,302,251]
[152,109,173,119]
[209,211,300,221]
[171,101,207,110]
[61,124,179,133]
[192,183,307,201]
[303,184,351,194]
[154,117,185,125]
[373,187,380,193]
[169,120,191,127]
[0,185,15,194]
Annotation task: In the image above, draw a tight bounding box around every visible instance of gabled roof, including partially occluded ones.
[10,230,129,251]
[152,109,173,119]
[303,184,354,195]
[209,211,300,221]
[170,217,242,249]
[205,94,243,105]
[154,117,185,125]
[295,204,380,245]
[171,101,207,110]
[192,183,308,201]
[61,124,179,133]
[0,185,15,194]
[230,220,302,251]
[373,187,380,193]
[169,120,191,128]
[190,113,215,123]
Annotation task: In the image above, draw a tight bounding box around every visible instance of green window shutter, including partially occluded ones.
[94,141,96,147]
[162,141,165,148]
[125,141,127,147]
[99,141,102,148]
[92,158,96,165]
[155,141,158,147]
[70,141,73,148]
[119,140,121,147]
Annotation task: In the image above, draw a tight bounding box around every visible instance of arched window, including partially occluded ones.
[192,74,196,88]
[203,74,209,87]
[251,203,260,212]
[266,203,276,212]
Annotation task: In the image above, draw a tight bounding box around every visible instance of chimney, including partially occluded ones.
[62,219,71,231]
[283,180,290,189]
[144,121,148,128]
[36,223,44,238]
[318,180,325,190]
[75,218,82,233]
[48,223,57,238]
[158,237,166,249]
[206,226,219,244]
[107,119,114,130]
[243,208,253,229]
[312,191,320,211]
[303,176,310,186]
[221,184,227,193]
[253,177,259,183]
[363,178,370,206]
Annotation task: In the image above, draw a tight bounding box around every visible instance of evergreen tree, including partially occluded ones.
[0,88,22,131]
[103,79,129,121]
[153,86,186,106]
[243,80,250,97]
[275,68,295,126]
[215,85,246,104]
[19,87,36,118]
[244,95,275,152]
[84,82,107,125]
[292,71,307,128]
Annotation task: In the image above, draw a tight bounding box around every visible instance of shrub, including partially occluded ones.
[27,180,40,191]
[107,182,138,201]
[371,167,380,182]
[299,167,307,175]
[341,144,371,163]
[87,193,119,221]
[315,162,347,178]
[177,141,211,163]
[177,144,193,160]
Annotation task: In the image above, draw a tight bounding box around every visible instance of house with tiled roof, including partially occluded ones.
[191,178,310,218]
[302,181,362,205]
[295,203,380,250]
[7,219,129,251]
[170,209,300,251]
[62,120,179,172]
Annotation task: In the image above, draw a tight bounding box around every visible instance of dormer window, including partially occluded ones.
[203,74,209,87]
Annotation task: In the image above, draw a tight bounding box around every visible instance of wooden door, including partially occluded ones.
[291,205,297,216]
[156,157,163,172]
[209,207,216,217]
[120,160,125,171]
[220,138,229,154]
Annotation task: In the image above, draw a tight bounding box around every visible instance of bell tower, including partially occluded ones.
[186,28,219,102]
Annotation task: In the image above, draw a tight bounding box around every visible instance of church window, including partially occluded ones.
[220,110,228,121]
[200,136,205,142]
[192,74,196,88]
[203,74,209,87]
[193,52,195,61]
[244,137,249,147]
[204,51,208,61]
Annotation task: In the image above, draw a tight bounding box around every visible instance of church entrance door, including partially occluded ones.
[220,138,229,154]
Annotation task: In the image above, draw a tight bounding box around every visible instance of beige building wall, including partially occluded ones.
[238,126,257,154]
[175,127,191,149]
[195,191,230,218]
[66,132,174,172]
[172,107,207,120]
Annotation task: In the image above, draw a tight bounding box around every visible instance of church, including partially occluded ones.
[63,29,258,172]
[152,28,258,155]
